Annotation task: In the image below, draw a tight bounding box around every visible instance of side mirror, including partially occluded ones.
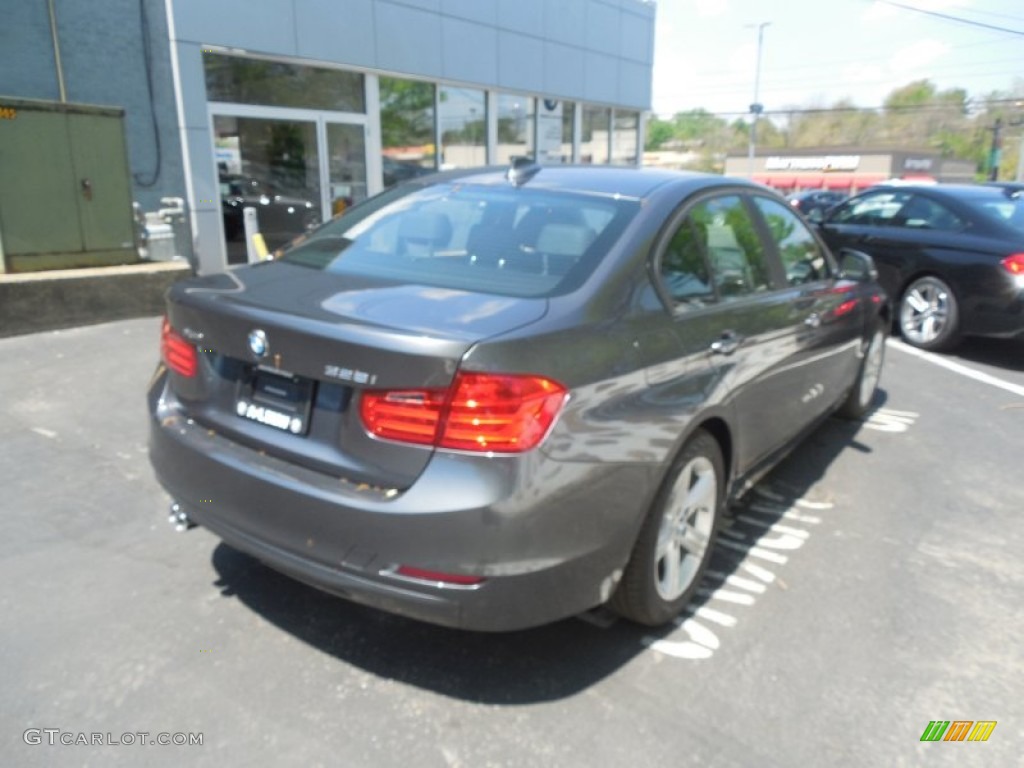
[838,248,878,283]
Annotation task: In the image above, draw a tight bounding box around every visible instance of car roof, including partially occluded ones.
[424,165,744,201]
[871,183,1011,199]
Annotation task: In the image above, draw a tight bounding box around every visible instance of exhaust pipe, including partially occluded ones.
[168,502,196,532]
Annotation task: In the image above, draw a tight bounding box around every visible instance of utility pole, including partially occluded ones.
[987,117,1003,181]
[1016,132,1023,182]
[746,22,770,178]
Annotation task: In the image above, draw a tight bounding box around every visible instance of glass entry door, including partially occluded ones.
[214,115,322,263]
[325,122,367,216]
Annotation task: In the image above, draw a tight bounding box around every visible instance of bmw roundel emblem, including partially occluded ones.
[248,329,268,358]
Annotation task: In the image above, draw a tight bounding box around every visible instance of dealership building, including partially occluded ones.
[1,0,655,275]
[724,148,977,194]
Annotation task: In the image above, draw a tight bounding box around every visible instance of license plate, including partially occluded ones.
[235,369,313,435]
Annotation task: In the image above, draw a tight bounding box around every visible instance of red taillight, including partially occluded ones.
[1002,253,1024,275]
[160,317,198,377]
[360,388,447,445]
[360,372,567,453]
[394,566,484,586]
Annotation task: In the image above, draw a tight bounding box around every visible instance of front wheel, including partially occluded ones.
[899,275,960,351]
[610,430,723,626]
[839,323,887,419]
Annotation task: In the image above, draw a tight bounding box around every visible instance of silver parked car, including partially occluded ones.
[149,164,889,630]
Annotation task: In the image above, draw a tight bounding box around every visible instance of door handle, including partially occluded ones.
[804,312,822,329]
[710,331,742,356]
[80,178,93,201]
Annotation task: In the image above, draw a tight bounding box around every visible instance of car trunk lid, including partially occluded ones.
[163,262,547,489]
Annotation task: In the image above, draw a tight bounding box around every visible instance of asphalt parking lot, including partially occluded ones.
[2,317,1021,767]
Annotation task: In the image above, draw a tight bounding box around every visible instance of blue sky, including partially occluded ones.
[651,0,1024,118]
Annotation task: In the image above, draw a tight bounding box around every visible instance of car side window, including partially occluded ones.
[831,190,912,226]
[752,197,830,285]
[693,195,771,300]
[659,216,715,308]
[659,195,771,307]
[895,195,964,231]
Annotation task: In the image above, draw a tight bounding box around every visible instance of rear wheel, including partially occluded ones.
[839,323,886,419]
[611,430,723,626]
[899,275,960,351]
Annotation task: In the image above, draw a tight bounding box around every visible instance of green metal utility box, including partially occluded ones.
[0,97,138,273]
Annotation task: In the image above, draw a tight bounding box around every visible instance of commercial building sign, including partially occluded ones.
[537,99,564,164]
[903,157,935,171]
[764,155,861,171]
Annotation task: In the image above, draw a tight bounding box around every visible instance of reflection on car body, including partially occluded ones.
[150,165,889,631]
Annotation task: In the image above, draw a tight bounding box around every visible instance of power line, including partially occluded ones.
[656,98,1024,120]
[871,0,1024,36]
[668,61,1024,95]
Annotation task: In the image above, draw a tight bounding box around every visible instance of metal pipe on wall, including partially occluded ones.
[48,0,67,103]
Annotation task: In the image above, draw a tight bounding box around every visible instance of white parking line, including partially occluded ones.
[735,516,812,539]
[692,606,739,627]
[889,338,1024,398]
[717,538,790,564]
[740,562,776,583]
[708,571,768,594]
[696,587,756,605]
[746,503,823,524]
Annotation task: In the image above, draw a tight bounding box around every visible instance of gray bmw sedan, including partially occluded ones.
[149,164,888,631]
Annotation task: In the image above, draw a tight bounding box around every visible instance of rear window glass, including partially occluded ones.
[280,182,639,297]
[965,191,1024,231]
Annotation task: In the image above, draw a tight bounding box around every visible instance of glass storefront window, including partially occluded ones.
[562,101,575,163]
[581,105,610,164]
[439,86,486,169]
[204,53,365,113]
[496,93,535,164]
[612,111,639,166]
[214,115,322,263]
[379,77,437,188]
[536,99,573,164]
[327,123,367,215]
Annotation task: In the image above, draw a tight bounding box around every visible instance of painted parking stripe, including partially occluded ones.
[740,562,776,583]
[696,587,756,605]
[717,538,790,564]
[889,338,1024,398]
[746,503,823,524]
[735,516,812,538]
[692,606,739,627]
[752,487,833,509]
[705,571,768,594]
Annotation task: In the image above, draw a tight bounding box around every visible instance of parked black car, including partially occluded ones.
[220,175,320,250]
[814,184,1024,350]
[787,190,847,218]
[151,165,888,631]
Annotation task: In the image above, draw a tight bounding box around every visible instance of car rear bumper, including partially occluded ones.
[961,281,1024,339]
[148,373,656,631]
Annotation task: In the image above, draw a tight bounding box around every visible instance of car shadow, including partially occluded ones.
[949,337,1024,373]
[208,396,884,704]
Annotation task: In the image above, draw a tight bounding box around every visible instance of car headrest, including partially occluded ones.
[535,223,595,257]
[397,211,452,246]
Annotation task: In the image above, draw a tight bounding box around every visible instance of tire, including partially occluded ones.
[610,429,724,626]
[899,275,960,351]
[839,322,887,419]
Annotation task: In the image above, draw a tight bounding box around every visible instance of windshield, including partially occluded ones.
[280,182,639,298]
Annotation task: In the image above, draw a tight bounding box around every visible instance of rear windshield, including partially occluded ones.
[966,190,1024,232]
[280,182,640,297]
